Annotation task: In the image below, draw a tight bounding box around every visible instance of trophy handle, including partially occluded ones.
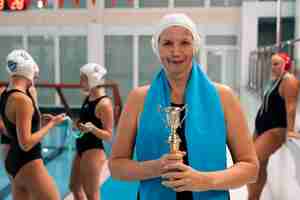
[157,104,168,128]
[179,104,188,127]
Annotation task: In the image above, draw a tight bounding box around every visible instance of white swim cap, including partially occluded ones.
[80,63,107,89]
[6,49,39,82]
[151,13,201,59]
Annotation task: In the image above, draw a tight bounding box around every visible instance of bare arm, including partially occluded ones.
[207,84,259,189]
[0,86,7,136]
[109,86,171,181]
[281,75,299,133]
[13,93,65,152]
[90,97,114,141]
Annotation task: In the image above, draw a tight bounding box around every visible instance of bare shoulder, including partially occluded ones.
[121,85,151,115]
[283,72,297,80]
[279,73,299,98]
[212,83,249,134]
[282,73,298,88]
[213,82,237,102]
[11,92,32,106]
[213,82,241,116]
[6,92,33,114]
[98,96,113,108]
[128,85,150,100]
[95,97,113,116]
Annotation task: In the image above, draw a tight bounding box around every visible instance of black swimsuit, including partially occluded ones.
[255,76,287,135]
[76,96,107,156]
[0,134,10,145]
[0,91,10,145]
[0,89,42,178]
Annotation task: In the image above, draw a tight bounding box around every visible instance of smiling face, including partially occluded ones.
[158,26,194,77]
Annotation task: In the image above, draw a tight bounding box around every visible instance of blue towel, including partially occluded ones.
[136,60,229,200]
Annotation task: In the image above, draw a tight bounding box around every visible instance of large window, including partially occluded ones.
[207,50,222,83]
[226,0,242,6]
[210,0,241,6]
[205,35,238,46]
[106,0,168,8]
[206,49,239,93]
[139,0,168,7]
[0,36,23,81]
[28,36,55,106]
[224,49,239,92]
[105,0,134,8]
[175,0,205,7]
[138,36,160,86]
[60,36,87,107]
[104,0,243,8]
[105,35,133,101]
[60,0,87,9]
[258,17,295,47]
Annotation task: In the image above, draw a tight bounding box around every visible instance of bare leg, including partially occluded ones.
[81,149,106,200]
[247,129,285,200]
[11,180,32,200]
[15,159,61,200]
[247,161,268,200]
[70,155,86,200]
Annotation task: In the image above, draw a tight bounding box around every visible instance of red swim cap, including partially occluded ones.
[277,52,291,71]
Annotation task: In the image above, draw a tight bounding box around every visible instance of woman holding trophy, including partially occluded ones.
[109,13,259,200]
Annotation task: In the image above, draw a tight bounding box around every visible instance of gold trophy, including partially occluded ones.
[160,106,187,180]
[162,106,186,153]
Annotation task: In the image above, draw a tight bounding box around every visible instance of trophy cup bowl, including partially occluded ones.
[163,106,185,153]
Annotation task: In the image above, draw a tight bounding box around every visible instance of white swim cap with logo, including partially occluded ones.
[6,49,39,82]
[151,13,201,59]
[80,63,107,90]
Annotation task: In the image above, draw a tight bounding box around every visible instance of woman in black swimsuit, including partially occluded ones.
[0,86,10,162]
[0,86,37,163]
[248,52,299,200]
[69,63,113,200]
[0,49,66,200]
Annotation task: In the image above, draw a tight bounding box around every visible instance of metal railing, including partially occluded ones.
[247,38,300,99]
